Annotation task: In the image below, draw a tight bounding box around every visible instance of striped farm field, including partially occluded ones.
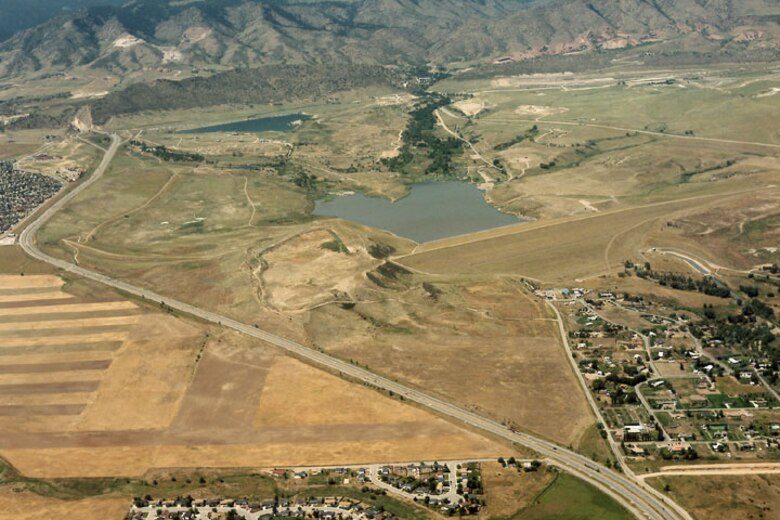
[0,301,136,316]
[0,334,129,349]
[0,275,64,289]
[0,292,75,304]
[0,274,503,479]
[0,275,139,423]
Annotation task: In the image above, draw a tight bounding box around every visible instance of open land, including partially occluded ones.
[648,474,780,520]
[480,461,556,518]
[0,487,128,520]
[23,65,780,458]
[0,250,504,480]
[28,94,597,447]
[2,58,780,520]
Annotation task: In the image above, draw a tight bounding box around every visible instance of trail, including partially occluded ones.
[435,109,504,174]
[83,172,179,243]
[243,176,257,226]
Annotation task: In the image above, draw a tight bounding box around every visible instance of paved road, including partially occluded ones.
[19,134,690,520]
[653,249,712,275]
[434,108,504,175]
[639,463,780,480]
[543,300,636,471]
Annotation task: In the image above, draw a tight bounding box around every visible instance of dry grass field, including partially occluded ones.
[17,67,779,493]
[0,130,61,160]
[0,488,128,520]
[0,266,503,479]
[649,474,780,520]
[307,277,594,446]
[479,461,556,519]
[15,136,101,180]
[28,133,596,449]
[431,68,780,273]
[397,188,775,284]
[261,229,380,311]
[580,275,727,310]
[643,189,780,271]
[103,88,413,200]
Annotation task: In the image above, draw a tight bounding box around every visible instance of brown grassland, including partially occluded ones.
[3,66,779,520]
[398,186,778,284]
[29,136,596,448]
[479,461,556,519]
[305,275,595,446]
[648,475,780,520]
[0,488,128,520]
[0,247,504,480]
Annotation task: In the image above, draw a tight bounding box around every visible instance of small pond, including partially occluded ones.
[314,181,521,243]
[185,113,311,133]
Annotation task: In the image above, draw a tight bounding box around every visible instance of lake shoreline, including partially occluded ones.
[313,180,524,242]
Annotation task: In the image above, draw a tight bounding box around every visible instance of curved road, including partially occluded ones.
[19,134,690,520]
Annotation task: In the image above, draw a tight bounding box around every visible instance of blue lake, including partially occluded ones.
[314,181,521,243]
[185,113,311,133]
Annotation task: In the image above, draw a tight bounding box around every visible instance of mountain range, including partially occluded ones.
[0,0,125,42]
[1,0,780,78]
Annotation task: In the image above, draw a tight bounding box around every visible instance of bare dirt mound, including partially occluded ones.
[514,105,569,118]
[261,229,379,311]
[453,98,489,117]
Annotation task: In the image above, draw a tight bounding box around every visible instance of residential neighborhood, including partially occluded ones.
[544,278,780,468]
[126,461,506,520]
[0,159,62,233]
[129,495,393,520]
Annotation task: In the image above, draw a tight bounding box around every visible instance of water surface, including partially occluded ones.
[314,181,520,243]
[185,113,310,133]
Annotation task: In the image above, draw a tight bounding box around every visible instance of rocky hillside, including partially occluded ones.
[1,0,779,77]
[89,63,411,123]
[0,0,125,42]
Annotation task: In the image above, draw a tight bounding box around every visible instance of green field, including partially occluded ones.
[512,472,632,520]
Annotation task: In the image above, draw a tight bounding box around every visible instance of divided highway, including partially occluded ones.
[19,134,690,520]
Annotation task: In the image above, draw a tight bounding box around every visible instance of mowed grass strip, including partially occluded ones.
[0,381,100,394]
[0,300,136,317]
[0,324,135,339]
[0,404,86,416]
[0,342,123,357]
[0,333,130,348]
[0,297,77,309]
[0,292,73,303]
[0,275,63,289]
[0,360,111,374]
[0,392,94,406]
[0,287,69,296]
[0,310,141,325]
[0,315,140,332]
[0,370,108,386]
